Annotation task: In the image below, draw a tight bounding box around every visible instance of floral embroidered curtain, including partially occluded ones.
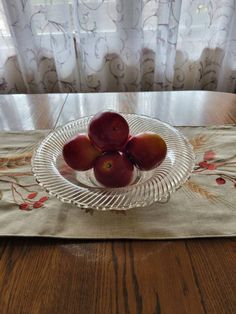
[0,0,236,94]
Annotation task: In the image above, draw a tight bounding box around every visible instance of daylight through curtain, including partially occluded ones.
[0,0,236,94]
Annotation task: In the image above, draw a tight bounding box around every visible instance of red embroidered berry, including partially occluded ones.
[204,150,215,161]
[33,201,43,208]
[27,192,38,199]
[38,196,49,203]
[216,177,226,185]
[198,161,208,168]
[207,163,216,170]
[19,203,30,210]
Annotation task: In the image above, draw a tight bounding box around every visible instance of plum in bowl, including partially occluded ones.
[32,113,195,211]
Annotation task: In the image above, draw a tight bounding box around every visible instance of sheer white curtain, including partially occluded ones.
[0,0,236,94]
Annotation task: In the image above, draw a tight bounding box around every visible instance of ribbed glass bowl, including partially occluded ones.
[32,113,195,210]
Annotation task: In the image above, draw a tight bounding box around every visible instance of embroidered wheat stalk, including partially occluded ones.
[189,134,208,151]
[184,180,217,202]
[0,152,32,170]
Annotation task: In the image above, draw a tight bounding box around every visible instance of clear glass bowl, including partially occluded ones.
[32,113,195,210]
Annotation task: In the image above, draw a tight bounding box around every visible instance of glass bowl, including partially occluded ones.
[32,113,195,210]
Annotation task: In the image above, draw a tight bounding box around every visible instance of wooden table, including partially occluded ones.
[0,91,236,314]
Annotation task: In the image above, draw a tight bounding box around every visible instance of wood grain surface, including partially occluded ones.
[0,91,236,314]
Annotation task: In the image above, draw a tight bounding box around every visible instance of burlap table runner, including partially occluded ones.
[0,125,235,239]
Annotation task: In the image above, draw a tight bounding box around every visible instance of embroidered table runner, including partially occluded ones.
[0,125,235,239]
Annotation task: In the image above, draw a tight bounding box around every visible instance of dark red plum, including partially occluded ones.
[88,111,129,151]
[125,132,167,171]
[63,134,101,171]
[93,152,134,187]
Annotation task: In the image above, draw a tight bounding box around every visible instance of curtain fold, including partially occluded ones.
[0,0,235,94]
